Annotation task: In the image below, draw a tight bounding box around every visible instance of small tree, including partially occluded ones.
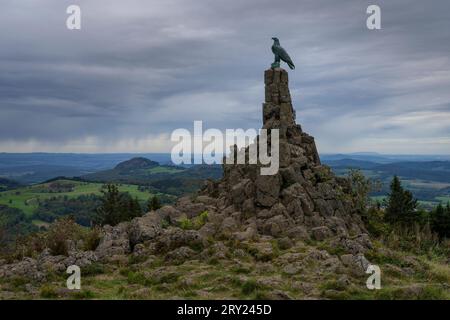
[95,184,121,226]
[384,176,418,225]
[431,202,450,239]
[347,169,377,214]
[147,195,162,212]
[123,196,142,221]
[95,184,142,226]
[347,169,385,235]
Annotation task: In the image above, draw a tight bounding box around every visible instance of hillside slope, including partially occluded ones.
[83,158,222,196]
[0,68,448,300]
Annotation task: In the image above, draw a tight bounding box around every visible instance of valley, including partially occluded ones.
[0,179,158,216]
[1,153,450,238]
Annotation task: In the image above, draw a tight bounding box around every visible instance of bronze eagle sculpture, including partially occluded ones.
[271,37,295,70]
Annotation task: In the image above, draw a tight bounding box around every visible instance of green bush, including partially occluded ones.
[127,271,149,286]
[40,285,58,299]
[179,216,194,230]
[82,263,105,276]
[431,202,450,239]
[382,223,440,254]
[82,227,102,251]
[12,217,102,258]
[241,279,260,295]
[10,276,28,290]
[45,217,85,256]
[179,211,208,230]
[70,290,95,300]
[364,206,389,237]
[196,211,209,227]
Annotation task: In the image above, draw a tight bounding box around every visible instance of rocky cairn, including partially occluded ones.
[200,68,369,245]
[0,68,372,290]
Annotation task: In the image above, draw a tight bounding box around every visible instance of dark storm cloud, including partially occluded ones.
[0,0,449,153]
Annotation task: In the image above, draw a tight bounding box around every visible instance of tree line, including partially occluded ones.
[350,170,450,242]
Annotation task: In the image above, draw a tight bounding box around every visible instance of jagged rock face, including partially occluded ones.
[202,68,367,241]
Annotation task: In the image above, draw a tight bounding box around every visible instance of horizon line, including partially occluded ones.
[2,151,450,156]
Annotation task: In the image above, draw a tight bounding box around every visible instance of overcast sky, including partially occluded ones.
[1,0,449,154]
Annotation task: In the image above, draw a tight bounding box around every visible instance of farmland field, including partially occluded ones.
[0,179,158,216]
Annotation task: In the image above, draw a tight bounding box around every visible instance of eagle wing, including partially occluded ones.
[277,46,295,70]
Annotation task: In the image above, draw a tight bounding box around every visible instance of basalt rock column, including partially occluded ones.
[202,68,369,244]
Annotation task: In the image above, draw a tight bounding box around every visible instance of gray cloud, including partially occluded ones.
[0,0,449,153]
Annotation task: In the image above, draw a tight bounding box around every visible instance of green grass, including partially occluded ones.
[3,238,450,300]
[0,179,158,216]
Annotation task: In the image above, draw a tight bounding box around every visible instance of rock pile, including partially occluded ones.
[198,68,369,246]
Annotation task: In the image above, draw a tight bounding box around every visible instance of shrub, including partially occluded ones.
[179,216,194,230]
[241,279,260,295]
[40,285,58,299]
[346,169,381,215]
[10,276,28,290]
[195,211,209,228]
[364,206,389,237]
[70,290,95,300]
[127,271,149,286]
[82,263,105,276]
[12,217,101,259]
[82,226,102,251]
[431,202,450,239]
[14,232,47,259]
[382,223,440,254]
[178,211,208,230]
[45,217,84,256]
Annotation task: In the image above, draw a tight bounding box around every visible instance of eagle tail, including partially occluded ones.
[287,61,295,70]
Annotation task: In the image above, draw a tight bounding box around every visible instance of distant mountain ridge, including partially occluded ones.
[1,152,450,185]
[82,157,222,196]
[323,159,450,183]
[322,159,380,170]
[114,157,160,171]
[83,157,183,182]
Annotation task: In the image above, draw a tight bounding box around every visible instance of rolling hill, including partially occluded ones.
[1,154,449,207]
[82,157,222,196]
[83,157,186,183]
[0,179,162,216]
